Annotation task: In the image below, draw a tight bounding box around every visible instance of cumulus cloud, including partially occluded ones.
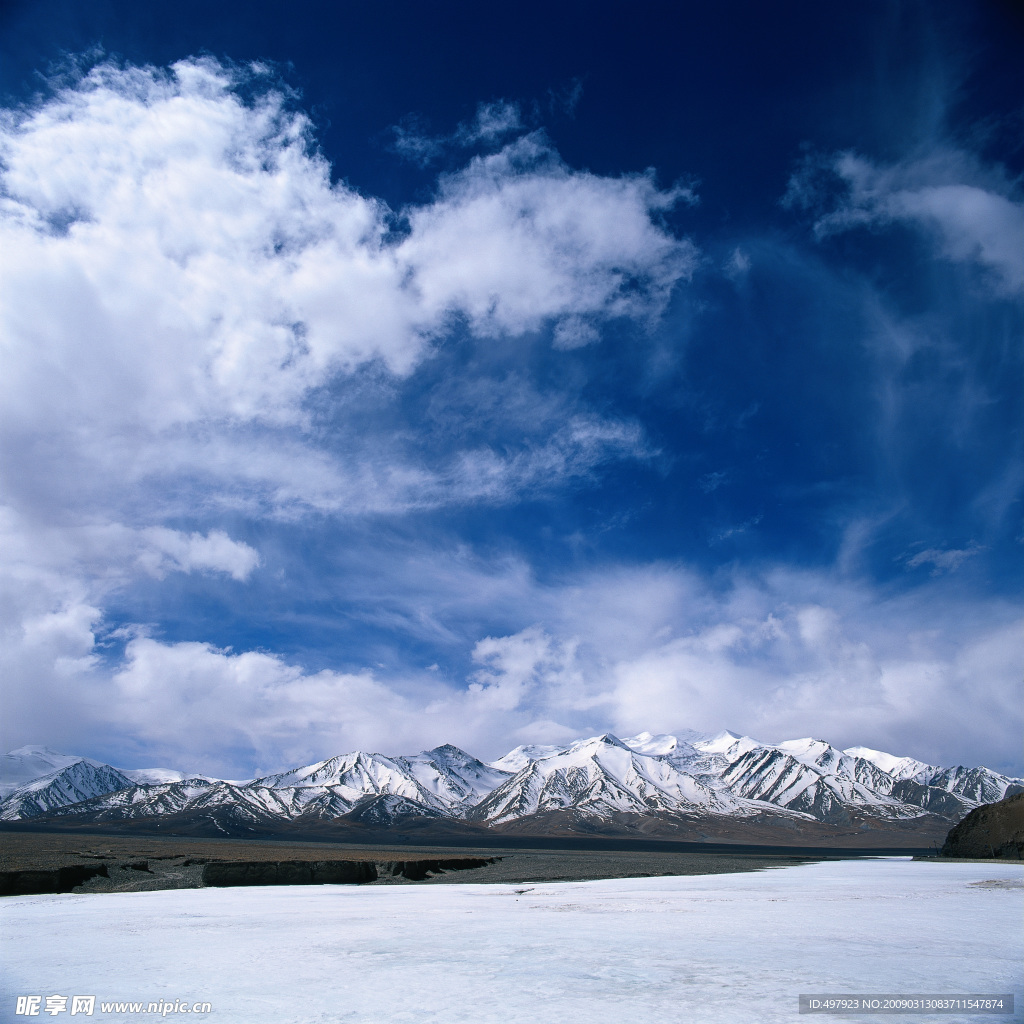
[557,570,1021,774]
[785,146,1024,294]
[110,638,425,775]
[368,555,1022,772]
[0,58,693,521]
[0,56,700,770]
[0,504,263,763]
[3,56,1017,781]
[0,63,415,435]
[3,535,1021,774]
[136,528,260,581]
[467,626,579,713]
[402,135,696,338]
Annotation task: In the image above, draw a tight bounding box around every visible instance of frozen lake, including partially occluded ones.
[2,858,1021,1023]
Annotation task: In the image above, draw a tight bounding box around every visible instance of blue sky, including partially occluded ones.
[1,0,1021,778]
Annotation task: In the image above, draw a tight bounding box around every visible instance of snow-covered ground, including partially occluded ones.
[2,859,1021,1023]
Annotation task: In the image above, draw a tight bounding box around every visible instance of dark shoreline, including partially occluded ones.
[0,820,937,859]
[0,826,938,896]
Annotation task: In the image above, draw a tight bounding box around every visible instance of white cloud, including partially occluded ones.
[0,56,693,763]
[389,115,445,166]
[2,536,1021,773]
[467,626,580,713]
[390,100,524,166]
[552,316,600,350]
[0,58,416,437]
[905,544,982,575]
[110,638,425,775]
[458,100,523,144]
[195,547,1022,773]
[402,135,696,338]
[584,575,1022,773]
[0,504,262,763]
[787,147,1024,294]
[0,507,258,587]
[136,528,260,581]
[0,58,693,526]
[2,58,1018,781]
[723,246,751,279]
[699,470,728,493]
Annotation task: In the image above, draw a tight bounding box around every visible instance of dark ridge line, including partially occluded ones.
[0,821,935,858]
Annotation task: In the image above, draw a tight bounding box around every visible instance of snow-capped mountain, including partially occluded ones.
[718,744,926,822]
[471,734,736,824]
[0,746,110,799]
[0,745,222,821]
[843,745,935,781]
[0,759,136,821]
[1,732,1020,835]
[252,745,509,815]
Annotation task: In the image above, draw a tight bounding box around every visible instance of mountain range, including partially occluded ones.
[2,732,1020,846]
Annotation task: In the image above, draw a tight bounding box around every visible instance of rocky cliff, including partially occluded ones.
[940,792,1024,859]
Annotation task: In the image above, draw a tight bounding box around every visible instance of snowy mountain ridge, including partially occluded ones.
[1,732,1020,830]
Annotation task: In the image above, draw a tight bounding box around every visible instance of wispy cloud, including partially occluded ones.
[785,146,1024,294]
[905,544,983,576]
[723,247,751,280]
[4,551,1020,774]
[699,470,728,494]
[457,100,523,144]
[389,100,524,166]
[388,114,446,166]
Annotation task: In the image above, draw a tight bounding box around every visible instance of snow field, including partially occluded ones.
[1,858,1021,1024]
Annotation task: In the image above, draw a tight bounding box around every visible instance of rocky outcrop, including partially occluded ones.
[0,855,500,895]
[940,792,1024,859]
[374,858,496,881]
[202,860,377,886]
[201,856,498,887]
[0,864,110,896]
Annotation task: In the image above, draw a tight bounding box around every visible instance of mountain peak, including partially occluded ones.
[693,730,760,756]
[423,743,474,761]
[575,733,628,750]
[623,732,681,755]
[4,732,1020,832]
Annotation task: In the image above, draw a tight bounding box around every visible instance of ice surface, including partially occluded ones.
[1,859,1020,1024]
